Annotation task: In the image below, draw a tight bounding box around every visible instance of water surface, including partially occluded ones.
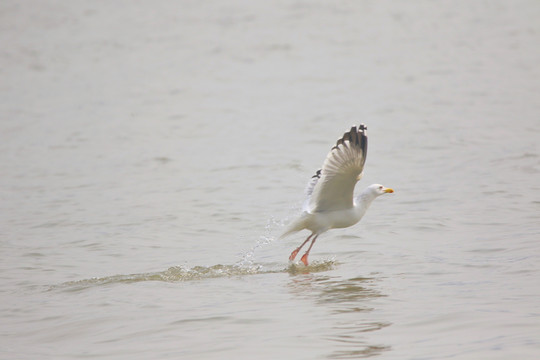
[1,1,539,359]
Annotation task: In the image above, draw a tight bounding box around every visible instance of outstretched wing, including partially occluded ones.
[306,125,368,212]
[302,169,321,211]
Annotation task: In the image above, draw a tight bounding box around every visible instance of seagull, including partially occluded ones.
[281,124,394,266]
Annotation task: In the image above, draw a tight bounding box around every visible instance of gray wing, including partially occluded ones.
[302,169,321,211]
[306,125,368,212]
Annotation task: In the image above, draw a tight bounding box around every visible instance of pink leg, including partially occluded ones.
[289,233,314,261]
[300,234,319,266]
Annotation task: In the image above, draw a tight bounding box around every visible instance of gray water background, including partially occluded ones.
[1,1,539,359]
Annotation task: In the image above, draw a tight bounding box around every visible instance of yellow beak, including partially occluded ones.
[384,188,394,193]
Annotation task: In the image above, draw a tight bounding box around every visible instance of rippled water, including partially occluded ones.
[1,1,539,359]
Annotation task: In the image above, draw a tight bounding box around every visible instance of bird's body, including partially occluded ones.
[281,124,393,265]
[283,185,381,235]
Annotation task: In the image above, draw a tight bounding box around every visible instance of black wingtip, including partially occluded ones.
[332,124,368,150]
[350,126,359,145]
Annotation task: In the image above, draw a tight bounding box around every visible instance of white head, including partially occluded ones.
[356,184,394,210]
[367,184,394,197]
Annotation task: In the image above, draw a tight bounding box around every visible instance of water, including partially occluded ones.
[1,1,539,359]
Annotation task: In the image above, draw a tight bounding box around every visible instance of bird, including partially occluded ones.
[280,124,393,266]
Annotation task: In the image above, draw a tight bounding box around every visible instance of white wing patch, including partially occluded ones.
[306,125,368,212]
[303,169,321,211]
[304,169,321,197]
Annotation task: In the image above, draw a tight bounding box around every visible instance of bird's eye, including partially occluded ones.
[379,186,383,189]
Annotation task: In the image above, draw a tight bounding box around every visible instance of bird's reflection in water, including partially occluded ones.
[288,271,391,359]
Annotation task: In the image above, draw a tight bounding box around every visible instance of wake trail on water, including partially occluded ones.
[50,260,337,292]
[50,214,336,292]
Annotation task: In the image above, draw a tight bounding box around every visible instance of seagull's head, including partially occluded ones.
[369,184,394,197]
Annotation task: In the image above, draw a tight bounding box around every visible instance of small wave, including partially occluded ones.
[50,260,338,292]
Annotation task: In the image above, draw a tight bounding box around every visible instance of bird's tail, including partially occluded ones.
[279,214,308,239]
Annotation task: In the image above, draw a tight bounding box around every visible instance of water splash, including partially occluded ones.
[235,216,285,269]
[51,260,338,292]
[51,214,337,292]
